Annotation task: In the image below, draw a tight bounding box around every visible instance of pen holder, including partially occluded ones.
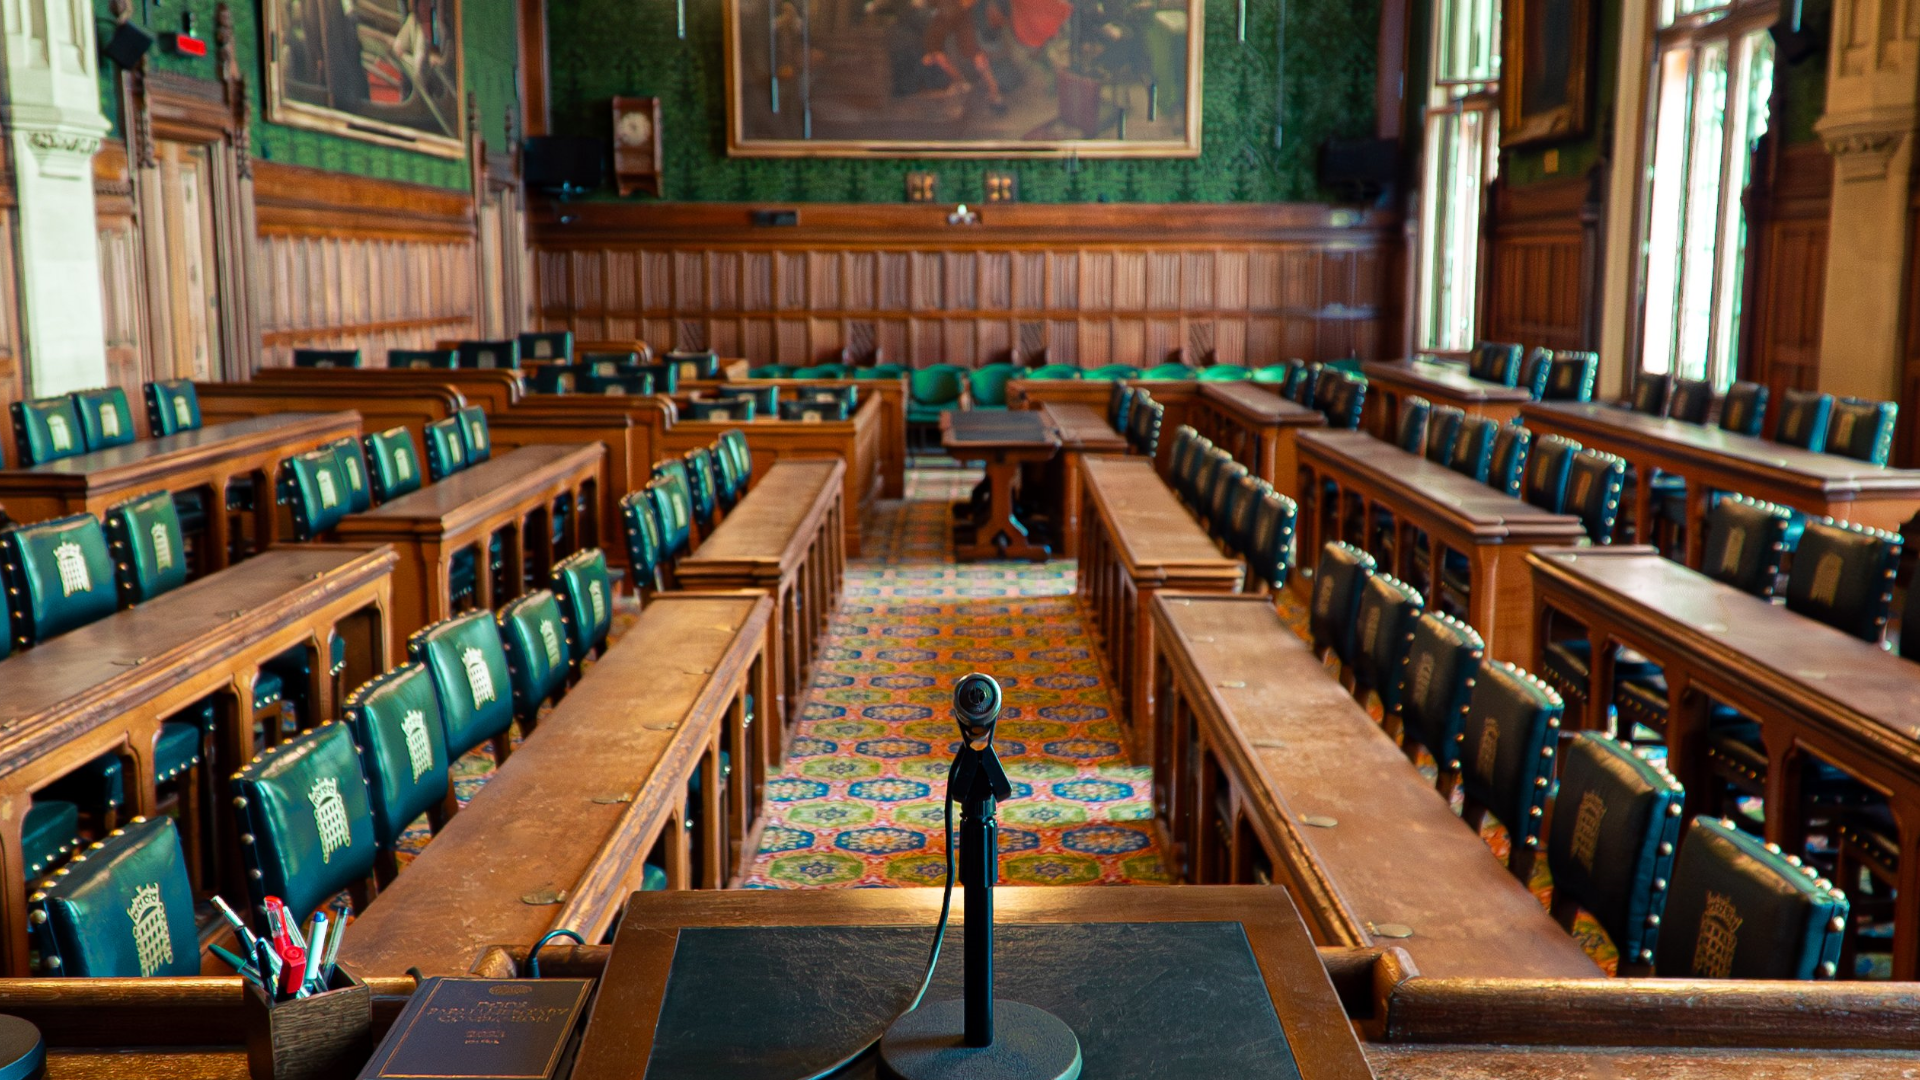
[243,967,373,1080]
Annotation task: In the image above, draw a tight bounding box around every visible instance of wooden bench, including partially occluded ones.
[1529,544,1920,978]
[332,444,605,642]
[681,375,907,498]
[0,411,361,566]
[1361,358,1532,440]
[1186,381,1326,500]
[338,590,773,978]
[0,544,397,975]
[1075,455,1244,767]
[1521,399,1920,565]
[1008,377,1202,476]
[1296,429,1586,664]
[673,459,847,769]
[1150,592,1601,980]
[1038,401,1127,552]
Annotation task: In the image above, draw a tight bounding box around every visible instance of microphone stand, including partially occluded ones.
[951,713,1012,1047]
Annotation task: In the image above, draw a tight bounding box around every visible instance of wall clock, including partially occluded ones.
[612,96,664,197]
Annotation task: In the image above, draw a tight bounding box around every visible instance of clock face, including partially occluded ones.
[618,110,654,148]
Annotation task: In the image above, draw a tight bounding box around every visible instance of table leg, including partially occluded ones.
[0,805,28,975]
[208,479,233,570]
[1684,483,1712,568]
[1891,802,1920,980]
[1630,457,1654,546]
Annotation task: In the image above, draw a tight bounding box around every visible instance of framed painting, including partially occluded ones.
[1500,0,1592,147]
[723,0,1204,158]
[264,0,467,159]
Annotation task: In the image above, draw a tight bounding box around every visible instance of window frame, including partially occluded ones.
[1414,0,1503,354]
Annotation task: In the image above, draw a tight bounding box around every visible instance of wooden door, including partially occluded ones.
[155,140,225,381]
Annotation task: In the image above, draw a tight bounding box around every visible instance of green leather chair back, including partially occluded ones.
[1083,364,1140,381]
[711,438,743,509]
[424,417,468,481]
[1198,364,1251,382]
[792,363,847,380]
[719,385,780,415]
[1142,362,1197,381]
[365,427,423,502]
[1567,449,1627,544]
[684,449,718,528]
[779,398,848,422]
[1547,733,1684,970]
[1424,405,1464,464]
[529,365,579,395]
[969,364,1017,408]
[858,363,909,380]
[1518,348,1552,400]
[1352,573,1424,714]
[1522,434,1581,514]
[341,663,449,852]
[408,612,516,760]
[292,349,364,369]
[653,458,695,525]
[749,364,795,379]
[1251,365,1292,384]
[1208,462,1250,541]
[582,352,641,374]
[1394,396,1432,454]
[1309,542,1375,666]
[457,406,492,464]
[1106,382,1135,435]
[551,548,614,667]
[909,366,965,408]
[459,340,521,370]
[1827,397,1898,465]
[104,491,188,605]
[497,590,570,723]
[1655,816,1848,979]
[281,448,352,541]
[1669,378,1715,424]
[144,380,201,436]
[667,350,722,381]
[720,429,753,488]
[1189,445,1226,515]
[1785,518,1902,642]
[637,362,679,394]
[1027,364,1083,380]
[1630,372,1673,416]
[0,556,9,659]
[327,437,372,513]
[687,399,753,422]
[518,331,574,363]
[1246,489,1297,591]
[389,349,458,369]
[1325,374,1366,430]
[650,478,692,559]
[1775,390,1834,451]
[1458,661,1563,855]
[2,513,117,647]
[587,372,658,396]
[72,388,136,451]
[1447,417,1497,481]
[1544,353,1598,402]
[1702,495,1791,599]
[620,490,667,589]
[1397,611,1484,769]
[1719,381,1768,436]
[1471,341,1523,386]
[28,816,198,977]
[12,396,87,465]
[232,722,377,923]
[1131,398,1164,457]
[1488,422,1532,497]
[1166,425,1200,503]
[1224,473,1264,555]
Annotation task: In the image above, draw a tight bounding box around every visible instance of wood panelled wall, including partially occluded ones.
[1747,144,1830,401]
[1480,175,1597,352]
[529,204,1400,368]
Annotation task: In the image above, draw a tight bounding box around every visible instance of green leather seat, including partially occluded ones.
[232,722,377,923]
[720,430,753,488]
[687,399,754,422]
[497,591,570,727]
[711,439,744,510]
[423,417,469,481]
[11,395,87,464]
[1128,396,1164,457]
[1107,383,1135,436]
[1522,434,1580,514]
[457,406,492,464]
[1458,661,1564,877]
[365,427,424,502]
[1828,397,1898,465]
[650,478,692,560]
[21,800,81,881]
[1568,449,1627,544]
[551,548,614,670]
[1207,462,1250,542]
[342,662,450,867]
[1395,612,1484,781]
[1309,542,1374,667]
[638,362,679,394]
[653,459,697,535]
[1655,816,1849,979]
[1251,365,1292,384]
[1471,341,1523,386]
[71,388,136,451]
[530,365,580,394]
[1518,348,1552,400]
[780,398,847,421]
[1543,352,1599,403]
[1547,733,1684,971]
[1026,364,1082,380]
[459,340,521,370]
[292,349,363,368]
[749,364,795,379]
[104,491,188,604]
[719,385,779,415]
[280,448,352,541]
[144,380,201,436]
[1,513,117,647]
[1785,518,1902,641]
[1324,375,1366,430]
[792,363,847,379]
[1142,362,1196,381]
[582,352,641,374]
[1198,364,1251,382]
[621,490,669,592]
[1352,573,1424,714]
[1447,417,1497,481]
[668,350,722,381]
[389,348,458,369]
[1166,426,1200,504]
[907,365,966,425]
[1245,489,1298,591]
[1086,364,1141,381]
[1720,381,1768,436]
[518,331,573,363]
[684,449,719,530]
[587,372,658,396]
[409,612,517,762]
[28,815,198,976]
[857,363,909,380]
[1488,422,1531,497]
[326,437,373,513]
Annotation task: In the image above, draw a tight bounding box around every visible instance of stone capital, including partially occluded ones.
[1815,109,1919,183]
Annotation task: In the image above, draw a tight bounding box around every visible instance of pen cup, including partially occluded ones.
[243,967,373,1080]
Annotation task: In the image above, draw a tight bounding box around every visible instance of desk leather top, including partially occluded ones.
[0,412,357,482]
[1298,430,1587,542]
[339,443,603,527]
[1081,456,1242,579]
[1040,402,1128,451]
[1362,359,1531,403]
[943,409,1057,450]
[677,459,842,574]
[1199,381,1328,425]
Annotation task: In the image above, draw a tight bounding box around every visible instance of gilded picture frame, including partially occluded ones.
[1500,0,1592,147]
[724,0,1205,159]
[263,0,468,159]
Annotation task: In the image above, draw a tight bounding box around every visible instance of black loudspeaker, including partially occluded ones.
[523,136,606,196]
[101,21,155,68]
[1319,137,1399,202]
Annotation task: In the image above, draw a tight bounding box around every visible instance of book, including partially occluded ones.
[357,977,593,1080]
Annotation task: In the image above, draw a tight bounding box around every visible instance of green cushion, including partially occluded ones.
[1142,363,1197,380]
[748,364,794,379]
[1458,661,1563,853]
[104,490,188,605]
[1785,519,1902,642]
[1656,816,1849,979]
[232,722,377,923]
[688,399,753,422]
[1251,365,1293,384]
[12,396,86,465]
[1548,733,1684,967]
[365,428,423,501]
[719,385,780,414]
[1087,364,1141,380]
[327,437,372,514]
[551,548,613,666]
[21,800,80,880]
[969,364,1017,407]
[343,662,451,852]
[684,450,718,528]
[154,719,205,783]
[857,364,909,380]
[424,417,468,481]
[1198,364,1251,382]
[497,591,570,722]
[459,340,521,370]
[29,815,198,976]
[2,513,117,646]
[641,862,668,890]
[653,459,696,537]
[587,372,657,396]
[409,612,516,760]
[531,366,579,394]
[72,388,136,450]
[517,331,573,363]
[650,479,691,559]
[909,367,965,407]
[667,351,722,381]
[720,430,752,487]
[1396,612,1484,769]
[389,349,458,369]
[712,440,743,509]
[144,381,201,436]
[1026,364,1082,380]
[281,448,352,541]
[292,349,364,369]
[457,406,492,464]
[621,491,667,586]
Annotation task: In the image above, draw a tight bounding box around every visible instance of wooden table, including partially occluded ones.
[681,375,907,499]
[1361,359,1531,440]
[1037,401,1127,553]
[0,411,360,566]
[1296,430,1586,664]
[1521,400,1920,565]
[568,887,1375,1080]
[940,409,1061,562]
[333,443,604,643]
[1188,381,1327,499]
[1151,592,1600,980]
[1528,545,1920,978]
[1007,377,1203,476]
[674,459,847,769]
[339,591,773,978]
[1076,455,1244,767]
[0,544,396,974]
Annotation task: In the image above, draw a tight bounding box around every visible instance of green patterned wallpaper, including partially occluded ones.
[92,0,521,190]
[1501,0,1620,188]
[547,0,1381,203]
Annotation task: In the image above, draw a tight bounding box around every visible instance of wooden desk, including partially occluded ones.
[1528,545,1920,978]
[1521,401,1920,565]
[1076,456,1244,767]
[673,460,847,769]
[0,545,396,974]
[339,591,774,978]
[0,412,360,566]
[1151,593,1600,980]
[1188,381,1327,499]
[1037,401,1127,554]
[569,887,1374,1080]
[1361,359,1531,440]
[941,410,1060,562]
[1007,378,1203,477]
[1297,430,1586,664]
[333,444,604,642]
[682,376,907,499]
